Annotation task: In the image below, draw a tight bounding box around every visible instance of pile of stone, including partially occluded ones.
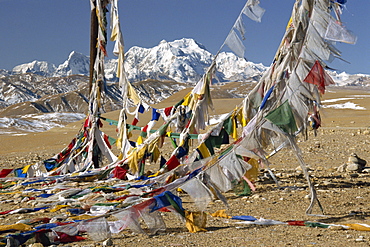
[337,153,367,173]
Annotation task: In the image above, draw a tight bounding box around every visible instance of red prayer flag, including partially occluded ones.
[142,125,149,133]
[303,60,334,94]
[165,155,180,171]
[103,134,111,149]
[0,169,13,178]
[164,106,173,116]
[287,220,306,226]
[131,118,139,126]
[113,166,128,180]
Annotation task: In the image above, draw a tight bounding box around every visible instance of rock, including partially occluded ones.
[251,194,261,199]
[337,164,347,173]
[355,236,365,242]
[28,243,44,247]
[348,153,367,166]
[13,193,22,199]
[346,153,366,172]
[102,238,114,246]
[346,163,362,172]
[362,168,370,173]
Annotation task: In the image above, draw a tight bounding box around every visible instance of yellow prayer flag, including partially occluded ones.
[128,150,138,174]
[136,135,143,145]
[232,116,238,140]
[22,164,32,174]
[69,215,96,220]
[49,204,71,213]
[148,170,161,178]
[210,209,231,219]
[185,210,207,233]
[128,83,140,105]
[137,145,147,160]
[150,144,160,163]
[197,142,211,159]
[344,224,370,231]
[245,158,259,182]
[182,92,192,106]
[0,223,32,232]
[286,17,293,30]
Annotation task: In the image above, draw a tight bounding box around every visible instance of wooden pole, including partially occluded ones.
[89,0,98,94]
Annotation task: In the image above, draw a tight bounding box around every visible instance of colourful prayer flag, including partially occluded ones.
[303,60,334,94]
[264,100,298,135]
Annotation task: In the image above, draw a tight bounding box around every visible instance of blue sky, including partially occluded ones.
[0,0,369,74]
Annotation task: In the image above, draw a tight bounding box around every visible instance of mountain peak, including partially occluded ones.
[10,38,266,83]
[54,51,90,77]
[12,60,56,76]
[159,39,168,45]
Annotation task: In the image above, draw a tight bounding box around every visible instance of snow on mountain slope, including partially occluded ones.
[12,61,56,77]
[124,38,214,83]
[328,71,370,86]
[9,38,268,84]
[54,51,90,77]
[6,38,370,87]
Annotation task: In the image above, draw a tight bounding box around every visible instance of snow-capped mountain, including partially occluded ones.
[12,51,90,78]
[215,52,266,82]
[12,61,56,77]
[124,38,215,83]
[54,51,90,77]
[8,38,369,86]
[9,38,267,83]
[328,71,370,87]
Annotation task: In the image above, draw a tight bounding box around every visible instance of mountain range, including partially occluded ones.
[3,38,370,86]
[1,38,370,134]
[6,38,267,83]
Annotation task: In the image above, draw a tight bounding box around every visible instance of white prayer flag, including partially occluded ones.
[243,0,265,23]
[325,18,357,44]
[225,29,245,58]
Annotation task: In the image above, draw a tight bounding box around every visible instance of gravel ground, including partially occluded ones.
[0,87,370,247]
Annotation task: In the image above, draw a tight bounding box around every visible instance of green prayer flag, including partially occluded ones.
[264,100,298,135]
[223,116,233,135]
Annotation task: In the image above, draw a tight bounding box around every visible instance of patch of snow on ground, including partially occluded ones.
[0,113,86,135]
[323,102,365,110]
[321,98,356,103]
